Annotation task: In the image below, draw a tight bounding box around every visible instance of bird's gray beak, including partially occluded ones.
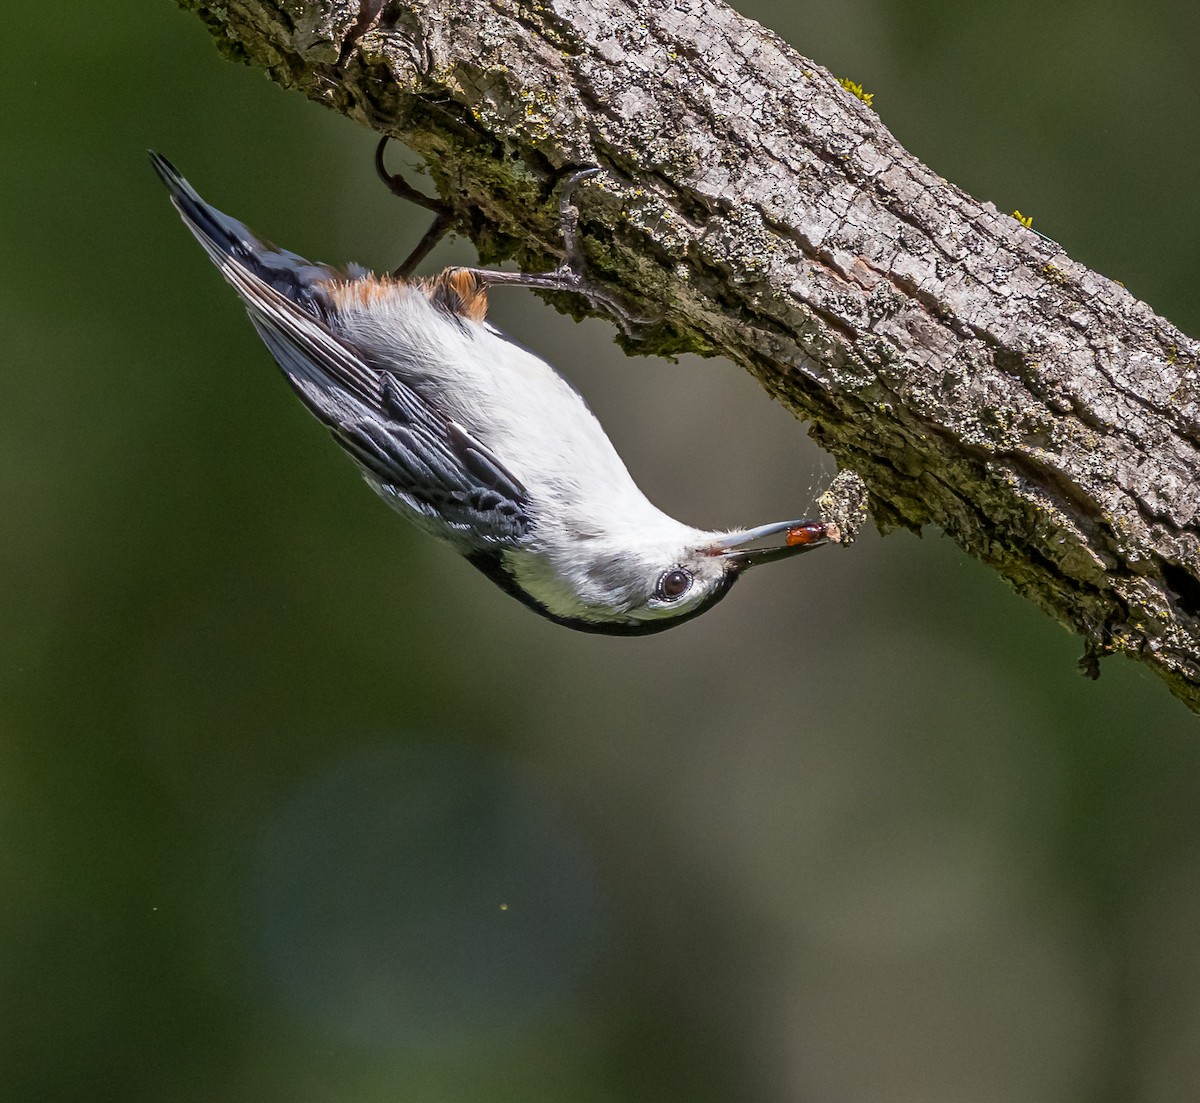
[715,519,839,569]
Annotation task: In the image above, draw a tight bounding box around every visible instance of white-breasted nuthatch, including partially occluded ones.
[150,149,837,635]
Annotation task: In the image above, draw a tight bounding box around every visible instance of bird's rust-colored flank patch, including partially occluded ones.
[320,273,402,308]
[420,268,489,322]
[319,269,489,324]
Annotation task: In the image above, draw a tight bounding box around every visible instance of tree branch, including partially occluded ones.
[180,0,1200,712]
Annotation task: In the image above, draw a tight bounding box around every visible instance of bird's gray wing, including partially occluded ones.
[221,260,532,545]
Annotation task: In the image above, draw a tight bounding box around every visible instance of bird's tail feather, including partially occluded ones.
[148,151,349,313]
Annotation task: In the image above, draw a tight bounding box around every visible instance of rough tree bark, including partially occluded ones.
[180,0,1200,712]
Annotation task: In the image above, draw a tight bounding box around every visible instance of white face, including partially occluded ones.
[505,532,743,635]
[627,548,740,623]
[501,518,831,636]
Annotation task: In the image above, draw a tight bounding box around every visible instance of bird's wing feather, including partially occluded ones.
[221,259,532,545]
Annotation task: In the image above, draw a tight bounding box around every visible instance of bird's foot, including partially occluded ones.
[456,167,657,337]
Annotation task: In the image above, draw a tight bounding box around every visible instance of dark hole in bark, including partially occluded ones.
[1161,560,1200,618]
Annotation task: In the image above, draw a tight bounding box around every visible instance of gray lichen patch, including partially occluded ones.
[818,469,870,545]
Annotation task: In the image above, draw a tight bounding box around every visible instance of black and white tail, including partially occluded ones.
[148,151,352,315]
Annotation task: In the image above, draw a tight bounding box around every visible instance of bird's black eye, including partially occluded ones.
[656,568,693,601]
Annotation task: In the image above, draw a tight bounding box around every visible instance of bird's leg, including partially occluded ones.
[375,137,455,279]
[335,0,387,69]
[452,168,655,336]
[375,140,652,333]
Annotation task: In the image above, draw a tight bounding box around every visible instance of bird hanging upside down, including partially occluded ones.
[150,146,838,635]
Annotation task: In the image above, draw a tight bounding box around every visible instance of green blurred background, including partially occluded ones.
[5,2,1200,1100]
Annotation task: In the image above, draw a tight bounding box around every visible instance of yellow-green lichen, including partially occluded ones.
[1040,263,1068,287]
[838,77,875,107]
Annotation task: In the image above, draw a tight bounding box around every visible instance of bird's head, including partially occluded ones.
[490,518,839,636]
